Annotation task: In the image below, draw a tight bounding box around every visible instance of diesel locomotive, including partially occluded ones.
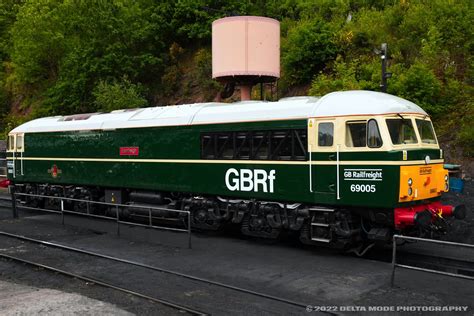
[6,90,466,249]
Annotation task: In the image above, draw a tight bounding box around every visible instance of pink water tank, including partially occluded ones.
[212,16,280,82]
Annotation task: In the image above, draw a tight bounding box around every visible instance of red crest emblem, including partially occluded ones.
[47,164,62,178]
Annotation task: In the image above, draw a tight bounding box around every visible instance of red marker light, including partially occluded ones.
[0,179,10,188]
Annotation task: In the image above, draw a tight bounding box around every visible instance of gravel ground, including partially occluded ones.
[0,279,133,315]
[0,258,180,315]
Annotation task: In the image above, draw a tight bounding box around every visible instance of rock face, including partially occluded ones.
[0,280,132,316]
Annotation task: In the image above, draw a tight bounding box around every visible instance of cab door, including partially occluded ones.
[15,133,24,178]
[7,133,25,179]
[309,119,337,195]
[6,134,16,179]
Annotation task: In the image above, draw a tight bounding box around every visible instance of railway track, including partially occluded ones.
[0,232,208,315]
[0,231,332,315]
[0,253,207,315]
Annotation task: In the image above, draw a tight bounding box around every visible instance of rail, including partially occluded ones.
[391,235,474,286]
[9,189,192,249]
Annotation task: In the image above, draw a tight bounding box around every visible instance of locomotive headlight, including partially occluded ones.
[444,175,448,182]
[445,183,449,191]
[408,178,413,186]
[408,187,413,196]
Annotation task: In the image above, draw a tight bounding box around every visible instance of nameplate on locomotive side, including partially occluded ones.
[120,147,139,156]
[419,166,432,175]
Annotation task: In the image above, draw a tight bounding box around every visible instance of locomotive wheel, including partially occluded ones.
[241,214,281,239]
[190,208,224,231]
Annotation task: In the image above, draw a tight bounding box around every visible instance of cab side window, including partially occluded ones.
[346,122,366,147]
[367,119,382,148]
[318,122,333,147]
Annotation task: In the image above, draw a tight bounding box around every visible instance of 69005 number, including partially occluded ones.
[350,184,376,193]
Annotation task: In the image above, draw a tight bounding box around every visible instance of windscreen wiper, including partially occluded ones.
[397,113,411,126]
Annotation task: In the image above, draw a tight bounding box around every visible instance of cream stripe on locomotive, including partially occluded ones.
[8,156,444,166]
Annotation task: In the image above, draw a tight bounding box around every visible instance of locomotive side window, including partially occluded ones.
[367,119,382,148]
[386,119,418,144]
[201,129,307,161]
[201,135,215,159]
[346,122,367,147]
[415,119,437,144]
[252,131,269,159]
[292,130,307,159]
[235,132,250,159]
[271,130,292,159]
[318,123,333,146]
[218,133,233,159]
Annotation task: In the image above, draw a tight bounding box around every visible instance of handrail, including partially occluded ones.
[10,190,192,248]
[336,144,340,200]
[391,234,474,286]
[309,145,313,193]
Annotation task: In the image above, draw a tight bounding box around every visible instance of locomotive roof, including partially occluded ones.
[11,90,427,133]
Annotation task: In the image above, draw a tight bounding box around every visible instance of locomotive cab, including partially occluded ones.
[6,132,25,179]
[308,109,462,240]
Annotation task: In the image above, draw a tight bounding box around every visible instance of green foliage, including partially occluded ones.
[308,1,472,118]
[388,62,442,116]
[0,113,29,139]
[161,64,182,98]
[309,56,379,95]
[282,18,338,84]
[9,0,165,114]
[0,0,23,62]
[170,0,253,41]
[193,48,220,94]
[0,71,7,115]
[93,77,147,113]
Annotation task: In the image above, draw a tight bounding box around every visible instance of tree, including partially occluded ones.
[9,0,166,115]
[282,18,338,84]
[93,77,147,113]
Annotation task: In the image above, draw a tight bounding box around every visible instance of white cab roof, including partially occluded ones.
[11,90,427,133]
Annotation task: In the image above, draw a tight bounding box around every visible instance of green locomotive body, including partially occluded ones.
[6,91,464,248]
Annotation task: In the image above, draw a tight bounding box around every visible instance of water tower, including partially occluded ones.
[212,16,280,101]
